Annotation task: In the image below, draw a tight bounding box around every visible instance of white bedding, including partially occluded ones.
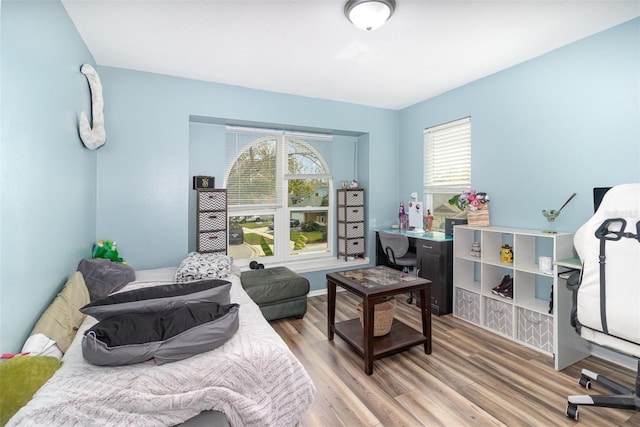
[8,268,315,426]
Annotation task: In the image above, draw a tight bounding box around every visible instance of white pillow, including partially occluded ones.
[21,334,63,360]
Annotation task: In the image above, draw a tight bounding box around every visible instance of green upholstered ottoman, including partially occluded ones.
[240,267,309,321]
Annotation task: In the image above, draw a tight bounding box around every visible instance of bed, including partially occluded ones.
[7,265,316,426]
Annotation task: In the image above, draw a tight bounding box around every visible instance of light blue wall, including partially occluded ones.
[188,122,226,252]
[95,67,399,274]
[2,1,637,355]
[0,0,97,352]
[400,18,640,233]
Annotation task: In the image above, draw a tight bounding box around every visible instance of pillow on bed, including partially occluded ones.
[0,355,63,425]
[80,279,232,321]
[77,258,135,302]
[82,302,239,366]
[27,271,89,354]
[175,252,232,283]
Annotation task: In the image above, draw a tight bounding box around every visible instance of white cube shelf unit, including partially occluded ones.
[453,225,590,370]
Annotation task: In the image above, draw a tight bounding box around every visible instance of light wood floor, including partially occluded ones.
[270,292,640,427]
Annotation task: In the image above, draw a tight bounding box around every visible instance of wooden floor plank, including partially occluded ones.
[270,292,639,426]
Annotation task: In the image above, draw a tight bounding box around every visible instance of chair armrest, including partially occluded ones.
[566,270,581,288]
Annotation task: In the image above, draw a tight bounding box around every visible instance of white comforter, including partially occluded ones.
[9,268,316,426]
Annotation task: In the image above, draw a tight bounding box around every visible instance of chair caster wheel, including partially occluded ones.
[566,404,579,420]
[579,375,592,389]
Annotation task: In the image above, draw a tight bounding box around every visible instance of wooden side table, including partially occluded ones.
[327,266,432,375]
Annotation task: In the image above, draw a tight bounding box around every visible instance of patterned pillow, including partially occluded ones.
[175,252,233,283]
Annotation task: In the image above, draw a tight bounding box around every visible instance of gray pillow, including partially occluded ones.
[80,279,232,321]
[77,258,135,302]
[82,302,239,366]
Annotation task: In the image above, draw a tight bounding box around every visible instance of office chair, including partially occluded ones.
[565,183,640,420]
[378,231,419,303]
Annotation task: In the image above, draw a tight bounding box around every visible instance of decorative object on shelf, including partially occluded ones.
[341,180,348,189]
[542,192,577,234]
[356,297,396,336]
[492,274,513,299]
[538,256,553,275]
[470,241,481,257]
[449,190,490,227]
[79,64,106,150]
[349,179,358,189]
[467,208,490,227]
[193,175,215,190]
[500,244,514,263]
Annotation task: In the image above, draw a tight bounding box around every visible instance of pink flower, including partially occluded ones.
[449,189,490,211]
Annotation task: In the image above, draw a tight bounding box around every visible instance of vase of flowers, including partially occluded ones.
[449,190,491,227]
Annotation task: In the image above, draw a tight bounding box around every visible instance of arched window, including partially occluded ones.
[225,127,333,264]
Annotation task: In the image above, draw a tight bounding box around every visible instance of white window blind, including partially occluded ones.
[424,117,471,193]
[225,129,283,207]
[225,127,333,207]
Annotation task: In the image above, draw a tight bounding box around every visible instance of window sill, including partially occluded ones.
[236,255,370,275]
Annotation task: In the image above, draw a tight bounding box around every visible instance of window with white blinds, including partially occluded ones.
[423,117,471,194]
[224,126,333,263]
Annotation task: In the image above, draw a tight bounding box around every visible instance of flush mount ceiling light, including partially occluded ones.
[344,0,396,31]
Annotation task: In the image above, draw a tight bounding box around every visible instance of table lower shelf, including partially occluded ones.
[333,318,426,360]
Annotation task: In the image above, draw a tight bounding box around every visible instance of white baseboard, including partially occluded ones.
[590,346,638,371]
[309,288,346,298]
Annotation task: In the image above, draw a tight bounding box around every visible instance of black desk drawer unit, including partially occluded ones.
[416,240,453,316]
[375,231,453,316]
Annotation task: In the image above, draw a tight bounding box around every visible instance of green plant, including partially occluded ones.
[300,221,320,232]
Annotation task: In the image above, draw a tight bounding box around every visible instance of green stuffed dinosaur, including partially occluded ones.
[92,240,124,263]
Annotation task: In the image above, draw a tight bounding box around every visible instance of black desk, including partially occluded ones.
[375,229,453,315]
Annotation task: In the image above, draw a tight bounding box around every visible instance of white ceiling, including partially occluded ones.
[61,0,640,110]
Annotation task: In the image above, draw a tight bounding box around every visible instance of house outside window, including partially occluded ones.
[423,117,471,231]
[225,127,332,265]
